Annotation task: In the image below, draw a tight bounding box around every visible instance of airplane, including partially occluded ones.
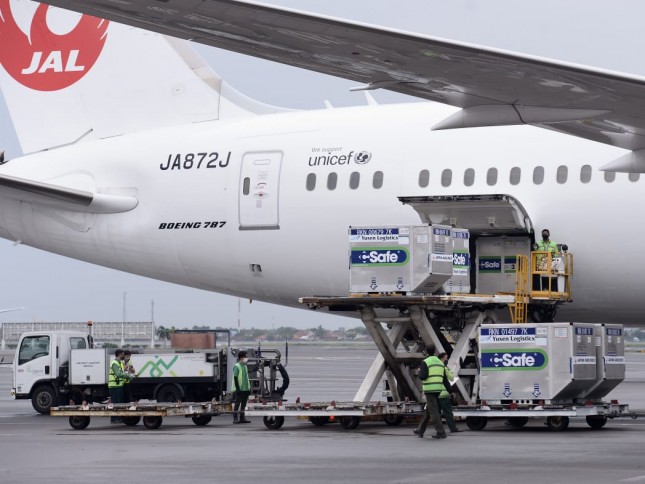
[0,0,643,328]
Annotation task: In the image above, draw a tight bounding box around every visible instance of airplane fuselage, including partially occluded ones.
[0,101,640,323]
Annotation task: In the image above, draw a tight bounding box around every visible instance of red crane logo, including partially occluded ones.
[0,0,108,91]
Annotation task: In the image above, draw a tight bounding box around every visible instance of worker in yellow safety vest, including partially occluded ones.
[535,229,559,291]
[414,350,447,439]
[108,349,132,423]
[122,349,137,403]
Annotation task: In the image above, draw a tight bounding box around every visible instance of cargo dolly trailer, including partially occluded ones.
[51,400,233,430]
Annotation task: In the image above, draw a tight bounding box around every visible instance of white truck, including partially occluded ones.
[11,330,289,414]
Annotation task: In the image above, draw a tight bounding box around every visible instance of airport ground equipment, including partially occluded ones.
[299,292,630,431]
[50,400,233,430]
[11,331,288,414]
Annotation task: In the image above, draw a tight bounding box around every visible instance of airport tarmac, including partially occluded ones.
[1,343,645,484]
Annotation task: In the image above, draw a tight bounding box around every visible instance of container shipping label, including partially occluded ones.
[572,356,596,365]
[605,356,626,364]
[480,349,548,371]
[349,227,407,243]
[480,327,546,345]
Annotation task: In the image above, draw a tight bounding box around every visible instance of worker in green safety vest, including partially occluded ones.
[414,349,448,439]
[535,228,559,292]
[232,350,251,424]
[437,353,463,433]
[108,349,133,423]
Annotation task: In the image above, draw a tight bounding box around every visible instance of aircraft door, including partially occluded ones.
[239,151,283,230]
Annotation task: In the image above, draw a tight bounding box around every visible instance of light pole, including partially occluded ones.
[121,292,126,347]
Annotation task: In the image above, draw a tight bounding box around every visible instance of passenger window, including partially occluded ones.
[441,169,452,187]
[629,172,640,182]
[70,337,86,350]
[327,172,338,190]
[486,168,498,186]
[533,166,544,185]
[509,167,521,185]
[349,172,360,189]
[580,165,592,183]
[604,171,615,183]
[306,173,316,191]
[556,165,568,184]
[18,335,50,366]
[419,169,429,188]
[464,168,475,187]
[373,171,383,189]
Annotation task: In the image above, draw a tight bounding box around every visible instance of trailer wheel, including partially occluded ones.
[192,415,212,426]
[31,385,58,414]
[466,417,488,431]
[384,414,404,426]
[263,416,285,430]
[68,416,90,430]
[122,416,141,426]
[586,415,608,429]
[309,416,329,426]
[546,416,569,432]
[506,417,529,429]
[340,416,361,430]
[156,384,182,403]
[143,416,163,430]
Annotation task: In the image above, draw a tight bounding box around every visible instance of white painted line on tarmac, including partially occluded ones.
[620,476,645,482]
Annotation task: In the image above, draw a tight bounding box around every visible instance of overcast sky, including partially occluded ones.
[0,0,644,328]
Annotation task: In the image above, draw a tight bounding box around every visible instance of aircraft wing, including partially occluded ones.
[0,174,138,214]
[40,0,645,169]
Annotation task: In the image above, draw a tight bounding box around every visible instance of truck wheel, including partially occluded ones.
[545,416,569,432]
[122,416,141,426]
[143,416,163,429]
[69,416,90,430]
[310,416,329,426]
[466,417,488,431]
[506,417,529,429]
[263,416,285,430]
[31,385,58,414]
[192,415,212,426]
[156,385,182,403]
[586,415,608,429]
[384,415,404,426]
[340,416,361,430]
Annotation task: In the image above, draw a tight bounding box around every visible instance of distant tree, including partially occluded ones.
[275,326,298,340]
[311,325,327,339]
[156,325,175,347]
[192,325,212,330]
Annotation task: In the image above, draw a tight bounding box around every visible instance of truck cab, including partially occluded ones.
[12,331,90,413]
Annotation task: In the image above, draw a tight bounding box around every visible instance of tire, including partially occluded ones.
[68,416,90,430]
[192,415,212,426]
[339,416,361,430]
[263,416,285,430]
[122,416,141,426]
[466,416,488,431]
[156,384,182,403]
[506,417,529,429]
[545,416,569,432]
[310,416,329,426]
[384,414,404,426]
[31,385,58,414]
[143,416,163,429]
[586,415,608,429]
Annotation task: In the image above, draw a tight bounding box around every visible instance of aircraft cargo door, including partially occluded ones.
[239,151,283,230]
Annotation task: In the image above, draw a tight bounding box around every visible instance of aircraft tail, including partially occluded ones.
[0,0,286,155]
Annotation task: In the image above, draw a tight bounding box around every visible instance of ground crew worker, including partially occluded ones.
[536,229,559,292]
[414,349,447,439]
[108,349,132,423]
[232,350,251,424]
[437,353,463,433]
[122,350,136,403]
